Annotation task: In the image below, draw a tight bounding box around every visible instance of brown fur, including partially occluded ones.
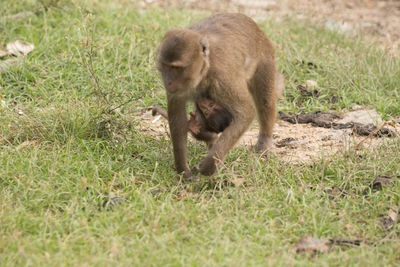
[157,13,283,177]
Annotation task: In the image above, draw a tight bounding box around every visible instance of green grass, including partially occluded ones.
[1,0,399,266]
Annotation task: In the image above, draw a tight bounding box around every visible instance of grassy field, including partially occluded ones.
[1,0,399,266]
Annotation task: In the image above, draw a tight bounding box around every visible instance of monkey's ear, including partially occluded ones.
[200,37,209,57]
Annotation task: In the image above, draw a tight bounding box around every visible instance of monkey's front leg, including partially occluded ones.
[167,96,192,178]
[198,109,255,176]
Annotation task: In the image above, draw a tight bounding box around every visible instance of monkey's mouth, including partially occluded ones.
[164,81,179,93]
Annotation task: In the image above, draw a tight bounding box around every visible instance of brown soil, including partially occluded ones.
[138,108,399,164]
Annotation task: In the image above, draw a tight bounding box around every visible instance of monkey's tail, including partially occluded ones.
[276,72,284,99]
[151,106,168,119]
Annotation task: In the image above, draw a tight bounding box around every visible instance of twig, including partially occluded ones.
[107,95,136,114]
[355,122,387,149]
[78,22,109,106]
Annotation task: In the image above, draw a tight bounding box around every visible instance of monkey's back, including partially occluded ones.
[189,13,274,62]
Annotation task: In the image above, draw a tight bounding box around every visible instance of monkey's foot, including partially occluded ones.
[181,170,193,179]
[179,169,200,182]
[198,156,217,176]
[254,134,273,153]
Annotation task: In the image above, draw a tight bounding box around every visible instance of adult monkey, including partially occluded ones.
[157,13,283,177]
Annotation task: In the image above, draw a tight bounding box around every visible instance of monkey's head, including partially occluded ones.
[197,97,217,118]
[157,29,210,96]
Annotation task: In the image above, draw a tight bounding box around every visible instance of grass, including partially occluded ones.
[0,0,399,266]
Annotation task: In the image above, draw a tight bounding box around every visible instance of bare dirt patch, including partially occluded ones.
[137,108,399,164]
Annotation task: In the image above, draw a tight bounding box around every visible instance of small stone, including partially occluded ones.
[338,109,383,125]
[351,105,362,110]
[6,40,34,56]
[320,130,348,141]
[305,80,318,87]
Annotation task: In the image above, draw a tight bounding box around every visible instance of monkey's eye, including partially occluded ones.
[168,64,183,70]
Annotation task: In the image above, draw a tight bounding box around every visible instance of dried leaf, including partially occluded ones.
[5,11,35,20]
[329,238,362,246]
[295,236,330,254]
[381,208,399,230]
[325,185,347,197]
[101,196,127,208]
[371,175,394,190]
[150,188,163,196]
[329,94,339,103]
[344,223,354,232]
[275,137,297,148]
[295,236,363,254]
[175,190,187,201]
[296,84,320,97]
[231,178,245,187]
[6,40,34,56]
[0,48,9,58]
[16,140,38,150]
[0,58,19,72]
[382,217,395,229]
[388,208,398,222]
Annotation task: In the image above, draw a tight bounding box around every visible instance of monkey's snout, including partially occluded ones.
[165,82,181,94]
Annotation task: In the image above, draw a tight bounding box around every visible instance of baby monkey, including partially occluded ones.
[152,97,232,147]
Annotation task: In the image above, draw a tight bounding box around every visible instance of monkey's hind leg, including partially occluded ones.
[250,61,277,153]
[198,94,255,176]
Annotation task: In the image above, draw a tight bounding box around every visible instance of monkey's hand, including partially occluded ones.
[188,112,201,135]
